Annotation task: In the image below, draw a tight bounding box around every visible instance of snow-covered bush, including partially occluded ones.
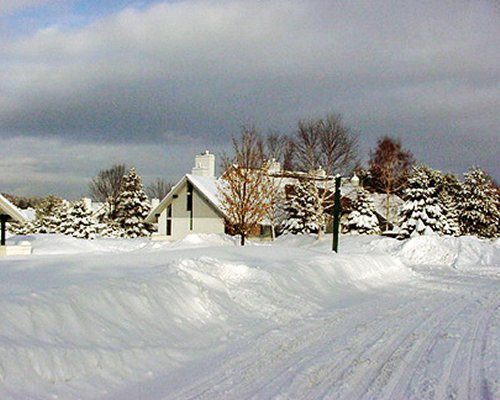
[459,166,499,238]
[346,187,380,235]
[32,196,68,234]
[114,167,152,238]
[398,165,445,239]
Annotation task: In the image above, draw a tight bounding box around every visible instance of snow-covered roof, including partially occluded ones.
[186,174,223,211]
[0,193,29,222]
[145,174,225,222]
[370,192,404,223]
[20,207,36,222]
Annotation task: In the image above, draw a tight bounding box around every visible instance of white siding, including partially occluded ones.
[152,179,224,241]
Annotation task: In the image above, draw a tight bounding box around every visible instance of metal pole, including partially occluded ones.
[0,215,6,246]
[332,176,341,253]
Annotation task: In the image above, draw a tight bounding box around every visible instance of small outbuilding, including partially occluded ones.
[0,193,31,255]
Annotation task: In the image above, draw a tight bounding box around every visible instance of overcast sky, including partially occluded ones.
[1,0,499,198]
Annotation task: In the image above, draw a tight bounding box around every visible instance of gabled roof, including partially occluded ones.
[0,194,29,222]
[145,174,225,222]
[186,174,223,211]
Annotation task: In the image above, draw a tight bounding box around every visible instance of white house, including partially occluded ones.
[0,193,31,256]
[146,152,226,241]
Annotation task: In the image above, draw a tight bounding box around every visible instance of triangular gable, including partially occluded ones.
[0,194,28,222]
[145,174,225,223]
[186,174,225,217]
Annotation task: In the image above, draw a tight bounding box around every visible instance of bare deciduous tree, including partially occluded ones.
[146,178,173,200]
[264,131,295,170]
[219,126,276,246]
[290,114,358,236]
[293,113,359,176]
[89,164,126,218]
[368,136,415,229]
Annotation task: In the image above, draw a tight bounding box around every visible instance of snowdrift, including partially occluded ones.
[369,235,499,270]
[0,233,497,399]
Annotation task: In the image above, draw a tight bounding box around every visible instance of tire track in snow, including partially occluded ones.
[177,309,350,399]
[431,292,499,400]
[378,291,499,400]
[110,274,498,400]
[321,292,471,399]
[173,285,465,399]
[255,285,495,400]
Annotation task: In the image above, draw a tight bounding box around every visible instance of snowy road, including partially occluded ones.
[0,234,498,399]
[120,265,499,400]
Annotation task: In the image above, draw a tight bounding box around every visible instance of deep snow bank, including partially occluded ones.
[0,234,416,399]
[370,235,499,269]
[3,233,497,399]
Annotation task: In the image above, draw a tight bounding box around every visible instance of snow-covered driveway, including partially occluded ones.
[0,234,498,399]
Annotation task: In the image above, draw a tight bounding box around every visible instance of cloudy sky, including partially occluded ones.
[1,0,499,198]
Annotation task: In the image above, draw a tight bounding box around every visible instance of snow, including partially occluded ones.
[0,233,498,399]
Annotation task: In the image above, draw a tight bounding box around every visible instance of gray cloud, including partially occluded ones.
[1,0,499,196]
[1,136,224,198]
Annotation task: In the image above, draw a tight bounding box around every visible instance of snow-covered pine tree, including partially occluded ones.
[459,167,499,238]
[114,167,152,238]
[60,200,98,239]
[346,187,380,235]
[435,173,461,236]
[398,164,445,239]
[282,178,324,234]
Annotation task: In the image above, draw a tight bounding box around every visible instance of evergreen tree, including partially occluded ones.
[114,167,152,238]
[398,165,445,239]
[60,201,98,239]
[435,172,461,236]
[282,179,324,234]
[346,187,380,235]
[459,167,499,238]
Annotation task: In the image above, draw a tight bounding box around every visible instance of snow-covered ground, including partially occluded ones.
[0,233,498,399]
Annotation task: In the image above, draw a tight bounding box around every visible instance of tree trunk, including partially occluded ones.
[385,190,391,231]
[240,233,245,246]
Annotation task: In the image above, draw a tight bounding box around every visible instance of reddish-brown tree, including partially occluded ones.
[368,136,415,229]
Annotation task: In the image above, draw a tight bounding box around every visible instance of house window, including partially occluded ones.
[186,182,193,211]
[186,182,194,230]
[166,204,172,236]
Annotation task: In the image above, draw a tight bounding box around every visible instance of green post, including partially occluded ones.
[332,176,341,253]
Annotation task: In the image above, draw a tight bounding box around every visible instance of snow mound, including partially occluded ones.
[174,233,238,248]
[378,235,499,269]
[274,233,337,249]
[15,234,152,255]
